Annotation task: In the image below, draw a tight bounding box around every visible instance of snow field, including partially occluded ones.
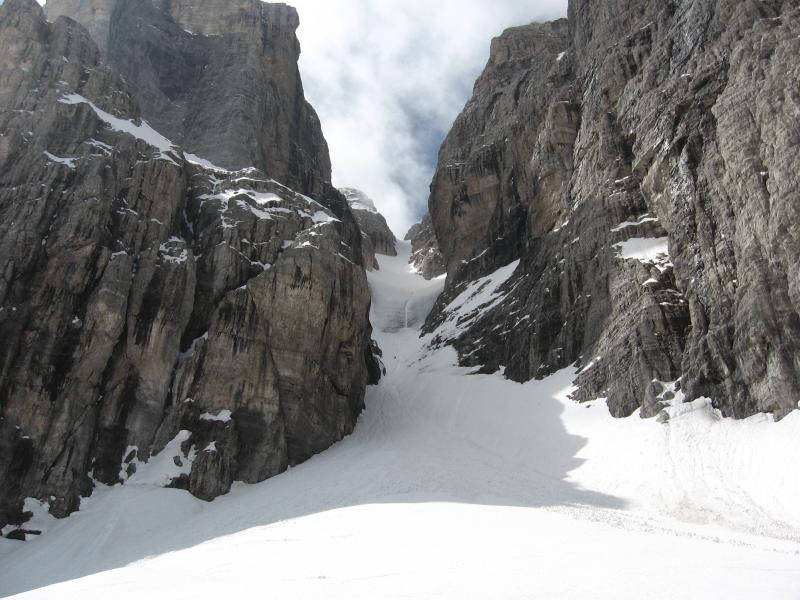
[1,241,798,599]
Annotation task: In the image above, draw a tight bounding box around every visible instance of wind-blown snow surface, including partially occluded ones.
[1,242,799,599]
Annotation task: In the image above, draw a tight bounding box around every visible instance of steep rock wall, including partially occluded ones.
[47,0,331,197]
[425,0,800,420]
[0,0,375,529]
[340,187,397,270]
[405,214,446,280]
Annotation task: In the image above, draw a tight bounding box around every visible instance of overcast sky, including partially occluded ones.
[289,0,568,235]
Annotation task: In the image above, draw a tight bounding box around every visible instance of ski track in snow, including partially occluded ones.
[1,242,799,599]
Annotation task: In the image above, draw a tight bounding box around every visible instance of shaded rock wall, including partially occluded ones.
[425,0,800,420]
[405,214,446,280]
[0,0,374,528]
[47,0,331,197]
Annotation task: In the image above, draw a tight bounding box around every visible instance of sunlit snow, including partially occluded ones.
[613,236,670,262]
[1,243,798,599]
[199,410,233,423]
[42,151,76,169]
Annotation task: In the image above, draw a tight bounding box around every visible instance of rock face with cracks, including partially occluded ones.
[405,214,446,281]
[0,0,376,529]
[46,0,332,197]
[340,188,397,270]
[424,0,800,421]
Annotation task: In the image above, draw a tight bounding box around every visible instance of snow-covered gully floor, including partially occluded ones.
[2,242,800,599]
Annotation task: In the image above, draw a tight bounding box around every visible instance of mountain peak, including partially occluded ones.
[0,0,46,30]
[338,187,397,267]
[45,0,328,194]
[341,187,379,213]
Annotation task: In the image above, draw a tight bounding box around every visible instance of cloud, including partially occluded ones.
[289,0,568,236]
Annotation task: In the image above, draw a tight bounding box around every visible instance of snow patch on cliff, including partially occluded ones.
[433,259,520,341]
[58,93,178,163]
[199,410,233,423]
[614,236,670,263]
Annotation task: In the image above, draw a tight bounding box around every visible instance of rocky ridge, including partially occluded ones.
[404,214,446,280]
[423,0,800,420]
[0,0,377,531]
[340,187,397,269]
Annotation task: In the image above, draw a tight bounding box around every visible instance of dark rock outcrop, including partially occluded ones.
[3,529,41,542]
[405,214,446,280]
[425,0,800,420]
[340,187,397,269]
[0,0,374,529]
[46,0,331,197]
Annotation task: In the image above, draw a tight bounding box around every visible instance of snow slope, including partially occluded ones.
[1,242,799,599]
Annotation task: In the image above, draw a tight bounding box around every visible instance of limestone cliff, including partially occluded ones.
[405,214,446,280]
[46,0,331,198]
[340,187,397,270]
[0,0,375,530]
[425,0,800,420]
